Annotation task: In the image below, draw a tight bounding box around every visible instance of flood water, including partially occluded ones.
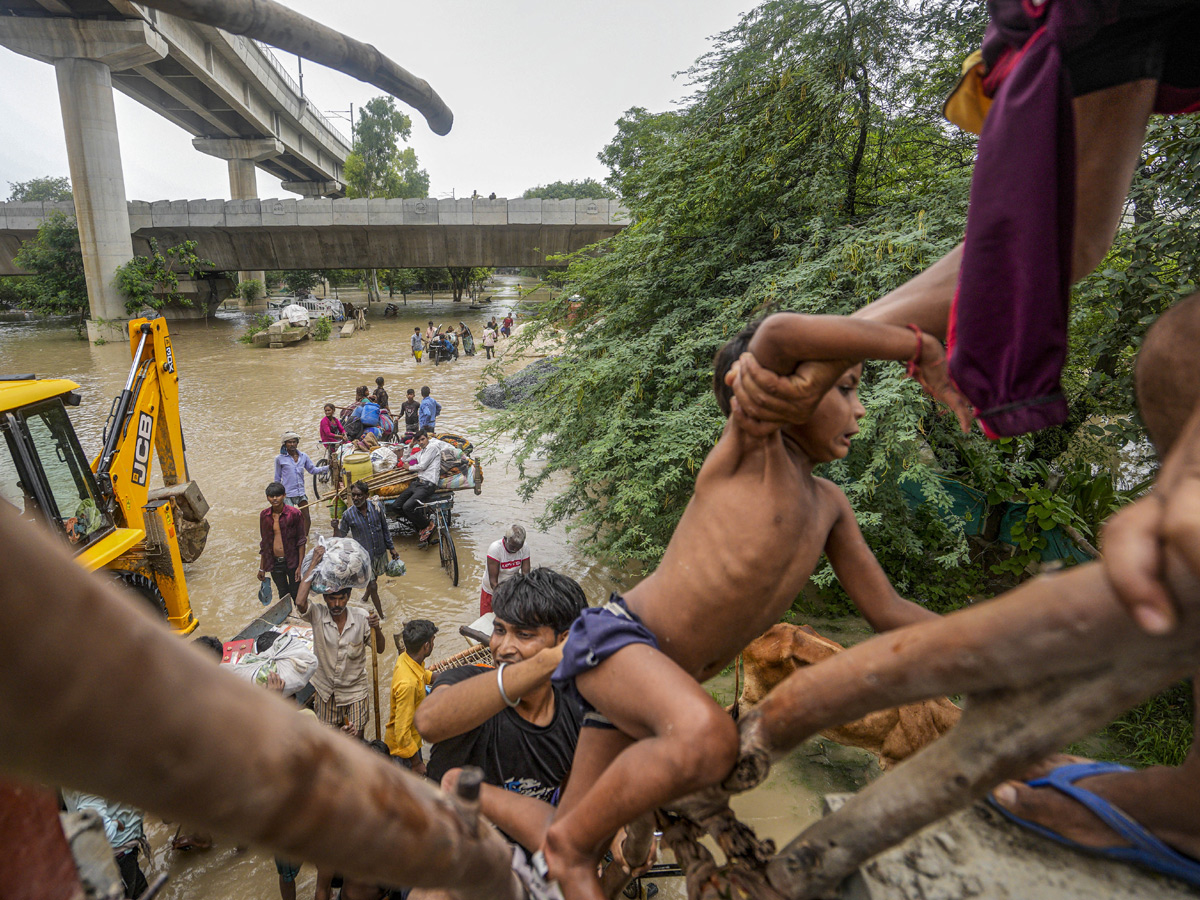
[0,276,878,900]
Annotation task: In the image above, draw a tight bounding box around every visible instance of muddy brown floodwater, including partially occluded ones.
[0,276,879,900]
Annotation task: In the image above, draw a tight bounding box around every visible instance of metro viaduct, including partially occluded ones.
[0,197,630,273]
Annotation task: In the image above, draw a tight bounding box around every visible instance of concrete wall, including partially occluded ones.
[0,198,631,273]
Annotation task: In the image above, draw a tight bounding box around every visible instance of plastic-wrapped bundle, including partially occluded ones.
[282,304,310,326]
[228,633,317,697]
[302,535,371,594]
[370,446,398,474]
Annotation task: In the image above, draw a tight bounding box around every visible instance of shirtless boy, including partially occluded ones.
[539,312,969,900]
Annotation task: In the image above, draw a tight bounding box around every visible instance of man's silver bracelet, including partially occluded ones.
[497,662,520,708]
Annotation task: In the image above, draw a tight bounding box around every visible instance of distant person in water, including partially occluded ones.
[411,327,424,363]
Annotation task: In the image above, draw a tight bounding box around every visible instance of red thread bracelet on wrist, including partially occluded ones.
[905,324,923,377]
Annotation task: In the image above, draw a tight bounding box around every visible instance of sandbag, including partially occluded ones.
[370,446,398,474]
[301,535,371,594]
[282,304,310,326]
[228,632,317,697]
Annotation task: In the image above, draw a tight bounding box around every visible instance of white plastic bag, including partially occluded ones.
[301,535,371,594]
[282,304,310,326]
[370,446,398,474]
[228,633,317,697]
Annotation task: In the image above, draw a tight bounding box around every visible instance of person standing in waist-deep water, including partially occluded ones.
[482,322,497,359]
[411,327,424,363]
[259,481,306,601]
[479,524,531,615]
[274,431,318,538]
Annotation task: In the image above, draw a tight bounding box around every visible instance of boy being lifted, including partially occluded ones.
[539,312,971,900]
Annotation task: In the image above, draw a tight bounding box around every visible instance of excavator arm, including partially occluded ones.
[91,317,208,633]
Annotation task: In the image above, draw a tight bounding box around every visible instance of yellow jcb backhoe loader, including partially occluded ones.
[0,317,208,633]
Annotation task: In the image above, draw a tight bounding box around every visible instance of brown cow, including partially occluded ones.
[735,623,961,769]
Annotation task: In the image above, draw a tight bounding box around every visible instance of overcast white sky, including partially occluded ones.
[0,1,751,202]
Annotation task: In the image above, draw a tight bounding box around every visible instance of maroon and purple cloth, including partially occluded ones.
[948,0,1200,437]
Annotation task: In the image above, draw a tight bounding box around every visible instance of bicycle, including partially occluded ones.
[416,496,458,586]
[311,441,343,501]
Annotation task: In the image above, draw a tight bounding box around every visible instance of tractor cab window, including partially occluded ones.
[0,425,40,520]
[16,400,113,548]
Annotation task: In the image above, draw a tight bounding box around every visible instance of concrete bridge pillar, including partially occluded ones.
[0,19,168,341]
[193,138,283,295]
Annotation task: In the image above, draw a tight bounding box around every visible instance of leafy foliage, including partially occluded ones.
[13,212,88,328]
[236,278,264,303]
[447,267,493,302]
[8,175,72,202]
[283,270,321,297]
[344,97,430,200]
[239,313,274,344]
[522,179,614,200]
[312,316,333,341]
[114,238,212,313]
[490,0,1200,613]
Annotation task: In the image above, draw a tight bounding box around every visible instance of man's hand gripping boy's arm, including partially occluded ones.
[727,313,973,433]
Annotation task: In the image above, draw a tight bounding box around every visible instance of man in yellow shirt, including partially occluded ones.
[385,619,437,773]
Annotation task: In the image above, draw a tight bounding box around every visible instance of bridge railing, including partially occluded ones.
[250,39,352,148]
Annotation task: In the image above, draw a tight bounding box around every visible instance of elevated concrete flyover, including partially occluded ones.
[0,197,631,273]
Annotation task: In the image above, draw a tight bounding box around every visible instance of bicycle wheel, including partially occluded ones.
[311,460,332,501]
[438,516,459,586]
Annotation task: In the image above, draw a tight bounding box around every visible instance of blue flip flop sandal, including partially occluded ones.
[987,761,1200,887]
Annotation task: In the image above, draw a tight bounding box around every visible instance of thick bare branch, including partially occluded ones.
[0,503,514,900]
[134,0,453,135]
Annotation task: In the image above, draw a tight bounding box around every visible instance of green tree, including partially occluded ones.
[447,267,493,302]
[114,238,213,313]
[283,270,321,297]
[13,212,88,330]
[379,267,421,302]
[522,179,615,200]
[8,176,72,202]
[489,0,1001,601]
[344,96,431,301]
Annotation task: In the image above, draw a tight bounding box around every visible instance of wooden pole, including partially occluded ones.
[0,504,519,900]
[372,640,383,742]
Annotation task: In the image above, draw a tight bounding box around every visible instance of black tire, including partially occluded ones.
[114,572,169,619]
[312,460,332,501]
[438,518,459,586]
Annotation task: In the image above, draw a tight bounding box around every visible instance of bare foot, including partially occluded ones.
[541,834,606,900]
[992,766,1200,861]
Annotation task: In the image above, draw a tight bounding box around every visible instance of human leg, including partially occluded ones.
[542,645,738,900]
[271,557,295,601]
[116,848,148,899]
[991,291,1200,862]
[276,858,301,900]
[366,578,384,619]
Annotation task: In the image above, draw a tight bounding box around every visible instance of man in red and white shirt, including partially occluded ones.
[479,524,531,614]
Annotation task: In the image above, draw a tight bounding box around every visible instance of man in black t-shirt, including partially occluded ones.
[418,569,587,821]
[398,389,420,437]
